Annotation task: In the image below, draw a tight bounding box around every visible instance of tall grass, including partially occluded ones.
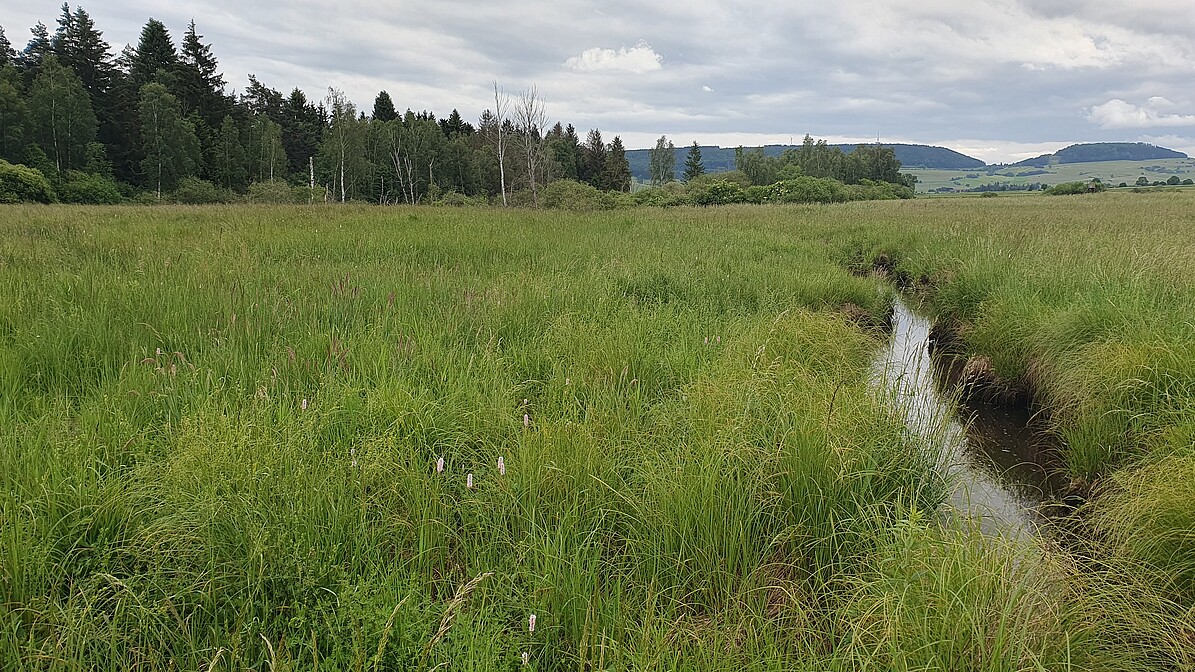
[1,200,1190,669]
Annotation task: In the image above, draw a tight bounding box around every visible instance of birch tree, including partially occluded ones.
[482,81,510,206]
[138,82,199,198]
[649,135,676,186]
[513,85,547,206]
[28,54,96,172]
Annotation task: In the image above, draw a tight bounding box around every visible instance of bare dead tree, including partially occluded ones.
[485,82,511,206]
[514,86,548,207]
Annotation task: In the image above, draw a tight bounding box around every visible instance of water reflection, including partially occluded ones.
[872,298,1064,537]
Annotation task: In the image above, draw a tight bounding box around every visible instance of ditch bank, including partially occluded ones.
[872,296,1077,537]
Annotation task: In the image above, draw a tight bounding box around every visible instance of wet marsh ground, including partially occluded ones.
[1,195,1192,670]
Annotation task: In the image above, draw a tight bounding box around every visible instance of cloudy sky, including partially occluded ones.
[5,0,1195,162]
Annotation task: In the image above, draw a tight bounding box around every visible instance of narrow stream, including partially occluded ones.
[873,297,1066,538]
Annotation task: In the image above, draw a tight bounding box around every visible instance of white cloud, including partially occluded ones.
[702,85,713,92]
[1088,98,1195,129]
[565,42,663,74]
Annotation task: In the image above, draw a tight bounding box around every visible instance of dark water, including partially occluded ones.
[872,298,1066,537]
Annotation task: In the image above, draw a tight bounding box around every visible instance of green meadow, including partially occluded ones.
[909,157,1195,192]
[1,195,1193,670]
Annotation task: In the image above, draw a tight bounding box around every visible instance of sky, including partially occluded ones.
[5,1,1195,163]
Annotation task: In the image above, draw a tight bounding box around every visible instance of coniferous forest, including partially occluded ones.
[0,7,914,207]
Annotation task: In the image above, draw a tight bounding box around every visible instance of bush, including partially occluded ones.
[687,170,751,190]
[430,190,487,207]
[1046,181,1104,196]
[246,180,301,204]
[171,177,233,204]
[540,179,605,210]
[844,179,914,201]
[688,179,746,206]
[0,160,56,203]
[57,171,123,204]
[773,176,846,204]
[633,182,688,207]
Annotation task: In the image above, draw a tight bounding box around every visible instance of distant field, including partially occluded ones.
[909,157,1195,192]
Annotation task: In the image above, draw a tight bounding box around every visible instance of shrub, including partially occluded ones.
[744,184,773,204]
[171,177,233,204]
[688,179,746,206]
[633,182,688,207]
[1045,181,1104,196]
[57,171,123,204]
[687,170,751,190]
[246,180,301,204]
[772,176,846,204]
[430,190,487,207]
[540,179,605,210]
[599,190,635,209]
[0,160,56,203]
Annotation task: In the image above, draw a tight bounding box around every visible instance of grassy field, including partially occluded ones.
[909,157,1195,192]
[1,198,1193,670]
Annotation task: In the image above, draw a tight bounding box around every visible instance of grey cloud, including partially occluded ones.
[5,0,1194,160]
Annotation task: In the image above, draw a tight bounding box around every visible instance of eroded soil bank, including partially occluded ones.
[874,297,1070,537]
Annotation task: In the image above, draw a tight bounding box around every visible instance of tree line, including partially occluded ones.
[0,6,913,206]
[0,6,636,204]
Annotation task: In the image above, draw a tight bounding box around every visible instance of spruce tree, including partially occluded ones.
[20,23,53,79]
[603,135,631,192]
[52,7,115,100]
[128,19,179,91]
[580,128,605,188]
[0,26,15,67]
[371,90,397,122]
[282,87,321,176]
[179,20,227,123]
[683,141,704,182]
[0,64,27,162]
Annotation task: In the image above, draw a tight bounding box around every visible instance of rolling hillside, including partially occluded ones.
[625,143,984,181]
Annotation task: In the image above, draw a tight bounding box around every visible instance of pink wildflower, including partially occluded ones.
[467,473,474,489]
[498,456,506,476]
[436,456,445,473]
[528,613,536,632]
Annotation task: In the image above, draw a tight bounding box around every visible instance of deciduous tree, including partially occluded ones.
[28,54,97,172]
[514,85,547,205]
[138,81,199,197]
[649,135,675,186]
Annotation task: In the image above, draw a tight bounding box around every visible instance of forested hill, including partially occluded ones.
[626,143,984,180]
[1010,142,1188,167]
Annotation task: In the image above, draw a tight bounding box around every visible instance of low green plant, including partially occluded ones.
[0,159,55,203]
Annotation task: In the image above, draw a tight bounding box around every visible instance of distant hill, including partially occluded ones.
[625,143,984,181]
[1009,142,1187,168]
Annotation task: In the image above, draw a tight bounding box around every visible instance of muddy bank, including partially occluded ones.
[873,298,1071,537]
